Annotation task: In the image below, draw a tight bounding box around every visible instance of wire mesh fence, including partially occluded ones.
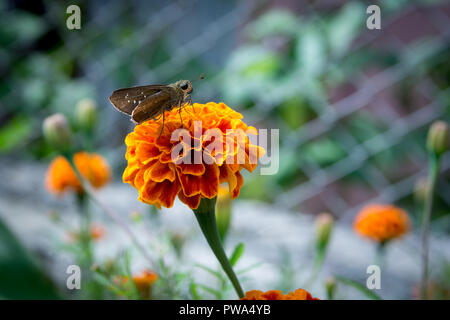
[1,0,449,221]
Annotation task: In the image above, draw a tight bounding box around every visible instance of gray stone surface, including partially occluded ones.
[0,160,448,299]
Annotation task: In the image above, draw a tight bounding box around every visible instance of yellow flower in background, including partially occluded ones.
[46,151,111,194]
[353,204,411,243]
[241,288,319,300]
[123,102,265,210]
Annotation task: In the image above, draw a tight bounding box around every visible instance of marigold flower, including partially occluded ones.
[123,102,265,209]
[131,270,159,290]
[353,204,411,243]
[46,151,111,194]
[121,269,158,299]
[242,288,318,300]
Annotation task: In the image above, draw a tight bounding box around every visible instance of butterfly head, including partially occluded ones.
[176,80,193,96]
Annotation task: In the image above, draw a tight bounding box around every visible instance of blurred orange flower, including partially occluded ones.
[68,224,106,242]
[353,204,411,242]
[46,151,111,194]
[242,288,318,300]
[121,269,158,299]
[89,224,106,240]
[131,270,159,290]
[123,102,265,209]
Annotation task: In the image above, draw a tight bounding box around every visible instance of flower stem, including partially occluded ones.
[193,197,244,299]
[76,191,93,267]
[420,153,440,300]
[375,241,386,270]
[63,152,156,269]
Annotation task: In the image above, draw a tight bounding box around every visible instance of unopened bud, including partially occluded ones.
[42,113,71,150]
[427,121,448,156]
[325,276,337,300]
[76,98,97,131]
[130,211,143,224]
[169,232,186,258]
[316,212,334,251]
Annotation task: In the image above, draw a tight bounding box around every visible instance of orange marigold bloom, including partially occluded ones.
[123,102,265,209]
[242,288,318,300]
[131,270,159,290]
[353,204,411,242]
[46,151,111,194]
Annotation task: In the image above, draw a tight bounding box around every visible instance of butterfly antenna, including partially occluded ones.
[192,73,205,83]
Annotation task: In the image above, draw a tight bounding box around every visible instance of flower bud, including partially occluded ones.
[42,113,71,150]
[325,276,336,300]
[75,98,97,131]
[169,232,186,258]
[414,177,430,203]
[316,212,334,252]
[427,121,448,156]
[130,211,143,224]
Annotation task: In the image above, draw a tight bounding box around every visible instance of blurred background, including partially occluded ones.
[0,0,449,300]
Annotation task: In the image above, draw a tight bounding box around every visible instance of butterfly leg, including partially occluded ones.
[178,100,185,127]
[157,112,165,140]
[189,97,196,114]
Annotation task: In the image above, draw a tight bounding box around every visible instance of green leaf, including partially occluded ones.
[237,262,263,275]
[195,263,223,280]
[195,284,221,299]
[0,215,62,299]
[335,276,382,300]
[0,116,33,153]
[302,138,346,166]
[92,272,126,297]
[296,25,326,77]
[189,282,202,300]
[327,2,365,57]
[229,243,245,267]
[245,9,300,40]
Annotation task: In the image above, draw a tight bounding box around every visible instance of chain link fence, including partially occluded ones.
[1,0,449,221]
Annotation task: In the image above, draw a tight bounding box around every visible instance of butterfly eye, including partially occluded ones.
[180,82,189,90]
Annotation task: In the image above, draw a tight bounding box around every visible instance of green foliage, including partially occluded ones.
[192,242,246,299]
[0,216,61,299]
[335,276,382,300]
[0,115,33,153]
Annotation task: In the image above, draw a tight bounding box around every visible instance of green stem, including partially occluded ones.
[76,191,93,267]
[62,151,156,269]
[193,197,244,299]
[306,249,325,288]
[420,153,440,300]
[375,241,386,270]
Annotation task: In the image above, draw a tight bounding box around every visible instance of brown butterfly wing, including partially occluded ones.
[131,89,176,124]
[109,85,168,115]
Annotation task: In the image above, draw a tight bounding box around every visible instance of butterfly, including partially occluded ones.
[109,80,194,137]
